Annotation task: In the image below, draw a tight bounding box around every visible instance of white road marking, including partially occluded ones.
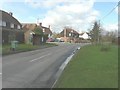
[0,73,2,75]
[30,53,51,62]
[51,47,81,88]
[51,54,74,88]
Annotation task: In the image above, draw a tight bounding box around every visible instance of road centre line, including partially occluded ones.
[30,53,52,62]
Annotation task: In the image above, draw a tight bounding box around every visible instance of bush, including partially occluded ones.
[101,44,111,52]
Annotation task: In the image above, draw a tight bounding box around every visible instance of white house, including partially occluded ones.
[79,32,90,39]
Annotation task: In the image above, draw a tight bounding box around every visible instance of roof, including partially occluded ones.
[42,26,52,35]
[22,24,37,32]
[61,28,79,34]
[79,32,84,35]
[0,10,21,26]
[79,32,90,35]
[22,23,52,35]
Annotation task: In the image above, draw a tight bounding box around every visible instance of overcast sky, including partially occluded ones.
[0,0,119,33]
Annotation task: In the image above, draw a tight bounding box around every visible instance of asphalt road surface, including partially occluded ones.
[2,43,86,88]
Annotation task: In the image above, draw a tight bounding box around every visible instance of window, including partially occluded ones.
[43,28,45,32]
[69,33,71,37]
[17,25,21,29]
[48,34,51,38]
[10,23,14,28]
[2,21,6,27]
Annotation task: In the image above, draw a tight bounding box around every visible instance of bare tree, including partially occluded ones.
[52,32,61,38]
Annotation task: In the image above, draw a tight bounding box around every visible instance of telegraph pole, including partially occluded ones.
[64,28,67,42]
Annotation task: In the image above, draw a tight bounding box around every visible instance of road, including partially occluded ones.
[2,43,85,88]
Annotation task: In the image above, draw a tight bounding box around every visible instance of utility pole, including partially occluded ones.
[64,28,67,42]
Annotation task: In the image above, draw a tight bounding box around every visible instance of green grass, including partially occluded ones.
[55,44,118,88]
[2,43,58,55]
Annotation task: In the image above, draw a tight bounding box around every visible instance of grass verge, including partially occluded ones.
[55,44,118,88]
[2,43,58,56]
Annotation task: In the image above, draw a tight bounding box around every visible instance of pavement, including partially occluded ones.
[2,43,86,88]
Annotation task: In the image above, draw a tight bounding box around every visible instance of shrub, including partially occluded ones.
[101,44,111,52]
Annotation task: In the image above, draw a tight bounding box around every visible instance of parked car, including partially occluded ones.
[46,38,55,42]
[59,40,64,42]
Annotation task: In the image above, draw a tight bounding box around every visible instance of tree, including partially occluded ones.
[52,32,61,38]
[90,21,101,44]
[33,27,43,35]
[102,31,117,44]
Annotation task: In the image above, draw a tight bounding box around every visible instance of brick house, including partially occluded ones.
[0,10,24,44]
[60,28,79,43]
[42,25,52,38]
[22,23,52,45]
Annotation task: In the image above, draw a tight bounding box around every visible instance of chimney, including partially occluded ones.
[48,25,50,29]
[9,12,13,16]
[64,28,67,42]
[39,23,42,26]
[64,28,67,37]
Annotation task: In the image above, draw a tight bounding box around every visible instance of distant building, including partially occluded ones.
[0,10,24,44]
[41,24,52,38]
[22,23,52,45]
[79,32,90,40]
[60,28,79,43]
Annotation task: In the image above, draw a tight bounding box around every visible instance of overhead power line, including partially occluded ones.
[100,1,120,21]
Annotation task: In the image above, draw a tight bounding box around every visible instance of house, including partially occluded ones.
[42,25,52,38]
[22,23,52,45]
[60,28,79,43]
[0,10,24,44]
[79,32,90,40]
